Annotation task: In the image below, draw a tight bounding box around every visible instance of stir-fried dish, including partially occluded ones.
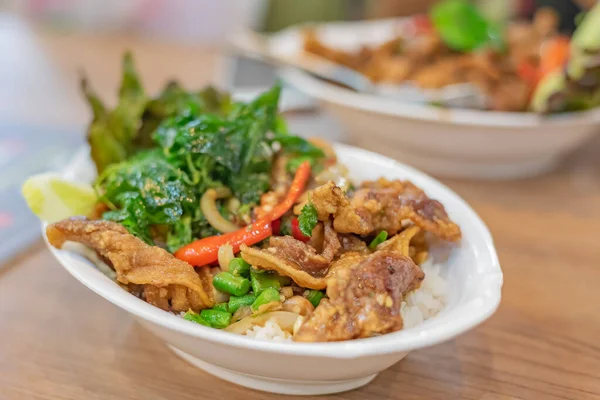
[303,0,600,113]
[38,54,461,342]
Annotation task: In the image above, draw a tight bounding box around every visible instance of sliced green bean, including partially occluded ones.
[252,287,281,311]
[212,303,229,313]
[229,257,251,277]
[250,269,281,295]
[213,272,251,296]
[183,311,211,327]
[228,294,256,313]
[305,289,325,308]
[200,309,231,329]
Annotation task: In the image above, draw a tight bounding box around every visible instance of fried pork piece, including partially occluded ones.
[311,181,371,234]
[47,218,214,312]
[337,234,370,256]
[355,178,461,241]
[294,251,424,342]
[310,179,461,242]
[240,221,341,289]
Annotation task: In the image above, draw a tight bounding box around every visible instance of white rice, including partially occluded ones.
[245,319,293,341]
[400,259,447,329]
[245,259,447,340]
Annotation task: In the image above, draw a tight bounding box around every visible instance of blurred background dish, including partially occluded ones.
[278,64,600,179]
[230,2,600,179]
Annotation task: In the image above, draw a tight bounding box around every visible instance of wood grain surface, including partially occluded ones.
[1,16,600,400]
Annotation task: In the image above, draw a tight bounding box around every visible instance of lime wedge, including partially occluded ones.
[22,173,97,223]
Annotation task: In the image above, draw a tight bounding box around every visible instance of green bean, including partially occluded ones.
[212,303,229,313]
[228,294,256,313]
[229,257,251,277]
[200,309,231,329]
[368,231,388,249]
[252,287,281,311]
[213,272,251,296]
[250,269,281,295]
[183,311,211,327]
[305,289,325,308]
[276,275,292,286]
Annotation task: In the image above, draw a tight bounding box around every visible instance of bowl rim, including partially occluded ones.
[46,144,503,359]
[278,67,600,129]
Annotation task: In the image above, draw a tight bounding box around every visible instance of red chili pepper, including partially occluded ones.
[266,161,311,221]
[175,161,312,266]
[272,218,281,236]
[175,219,272,267]
[291,217,310,243]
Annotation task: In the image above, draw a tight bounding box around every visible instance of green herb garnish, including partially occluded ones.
[298,201,318,237]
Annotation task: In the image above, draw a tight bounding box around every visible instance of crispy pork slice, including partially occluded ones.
[47,218,214,312]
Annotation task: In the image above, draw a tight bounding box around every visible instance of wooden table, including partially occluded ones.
[1,18,600,400]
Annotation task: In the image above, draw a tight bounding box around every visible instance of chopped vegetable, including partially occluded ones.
[430,0,505,52]
[276,275,292,286]
[200,309,232,329]
[229,257,251,277]
[369,231,389,250]
[291,217,311,242]
[531,3,600,113]
[517,60,541,93]
[272,218,282,235]
[174,162,311,266]
[228,294,256,314]
[297,201,318,238]
[212,272,251,296]
[183,310,211,327]
[174,218,272,266]
[304,290,325,308]
[252,287,281,311]
[264,161,312,222]
[84,52,147,174]
[540,36,570,79]
[98,150,196,244]
[250,269,281,295]
[212,303,229,313]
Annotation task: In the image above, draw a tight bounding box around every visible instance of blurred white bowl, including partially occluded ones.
[280,68,600,179]
[46,144,502,395]
[254,18,600,179]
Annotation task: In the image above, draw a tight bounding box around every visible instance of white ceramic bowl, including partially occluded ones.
[261,19,600,179]
[46,144,503,395]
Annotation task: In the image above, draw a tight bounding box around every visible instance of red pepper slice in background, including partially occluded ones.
[175,161,312,266]
[540,36,570,79]
[291,217,310,243]
[403,14,433,37]
[517,60,541,96]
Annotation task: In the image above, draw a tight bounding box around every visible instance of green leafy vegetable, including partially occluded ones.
[166,215,192,253]
[84,52,147,173]
[368,231,389,249]
[89,54,326,250]
[97,150,197,244]
[430,0,505,52]
[298,201,318,237]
